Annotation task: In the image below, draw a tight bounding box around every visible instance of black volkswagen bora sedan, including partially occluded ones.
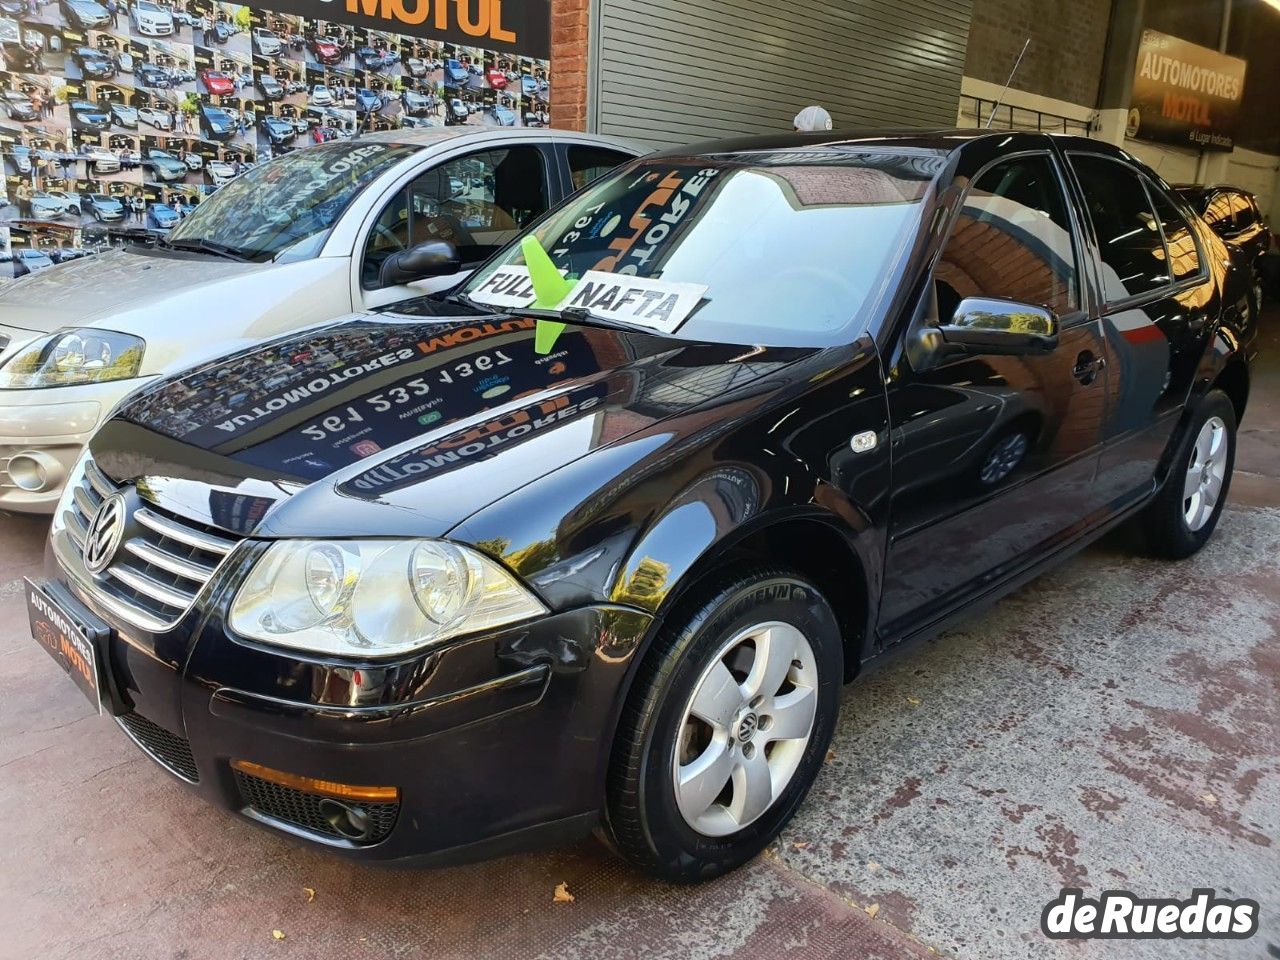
[28,131,1255,880]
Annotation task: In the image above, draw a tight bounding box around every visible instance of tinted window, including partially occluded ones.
[1070,154,1168,301]
[1228,192,1255,228]
[1149,188,1201,281]
[363,146,548,288]
[935,154,1078,319]
[567,145,634,191]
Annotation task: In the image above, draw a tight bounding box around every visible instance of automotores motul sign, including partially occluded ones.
[268,0,550,58]
[1128,29,1247,152]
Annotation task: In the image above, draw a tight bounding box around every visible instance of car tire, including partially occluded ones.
[604,565,842,881]
[1140,389,1236,560]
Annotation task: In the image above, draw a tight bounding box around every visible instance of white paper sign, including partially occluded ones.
[553,271,708,334]
[469,265,542,309]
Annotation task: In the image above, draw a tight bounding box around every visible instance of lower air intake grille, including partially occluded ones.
[233,770,399,845]
[117,712,199,783]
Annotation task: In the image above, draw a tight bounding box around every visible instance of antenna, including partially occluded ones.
[986,37,1031,129]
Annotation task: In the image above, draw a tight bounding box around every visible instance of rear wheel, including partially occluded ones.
[1140,389,1236,558]
[605,567,842,881]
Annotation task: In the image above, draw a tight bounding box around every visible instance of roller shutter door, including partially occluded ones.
[590,0,974,147]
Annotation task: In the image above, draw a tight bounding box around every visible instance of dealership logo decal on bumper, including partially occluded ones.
[1042,889,1259,940]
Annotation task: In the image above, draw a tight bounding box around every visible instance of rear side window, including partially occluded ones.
[934,153,1079,318]
[1069,153,1168,302]
[1149,188,1202,282]
[1229,192,1255,228]
[567,145,634,191]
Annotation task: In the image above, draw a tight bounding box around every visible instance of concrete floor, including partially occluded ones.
[1,321,1277,960]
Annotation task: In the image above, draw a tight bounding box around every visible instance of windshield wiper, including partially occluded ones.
[162,237,253,262]
[442,291,507,314]
[523,305,657,336]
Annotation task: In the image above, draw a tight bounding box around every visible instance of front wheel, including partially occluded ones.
[605,567,842,881]
[1140,389,1237,559]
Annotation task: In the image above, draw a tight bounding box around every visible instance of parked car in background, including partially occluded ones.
[444,58,469,86]
[1,39,40,72]
[199,103,236,141]
[259,115,296,147]
[83,192,125,222]
[1176,184,1271,307]
[401,89,431,116]
[252,27,282,56]
[200,69,236,97]
[144,148,188,182]
[137,106,174,130]
[0,89,38,121]
[134,62,172,88]
[43,190,83,216]
[59,0,110,31]
[307,34,343,65]
[147,202,181,230]
[107,101,139,128]
[2,248,54,276]
[69,99,111,132]
[129,0,174,36]
[483,105,516,127]
[21,130,1255,881]
[204,159,237,186]
[8,143,33,173]
[81,143,121,173]
[71,45,117,79]
[180,151,204,171]
[0,128,642,513]
[354,46,382,69]
[30,192,73,220]
[213,20,232,44]
[309,84,335,107]
[354,88,382,113]
[404,56,427,78]
[256,74,285,100]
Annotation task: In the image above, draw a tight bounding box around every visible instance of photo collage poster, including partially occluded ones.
[0,0,551,276]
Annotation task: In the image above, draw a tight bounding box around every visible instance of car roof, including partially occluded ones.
[356,126,648,155]
[644,128,1136,162]
[1172,182,1256,199]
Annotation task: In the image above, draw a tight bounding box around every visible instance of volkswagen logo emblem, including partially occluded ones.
[83,493,127,575]
[735,713,759,744]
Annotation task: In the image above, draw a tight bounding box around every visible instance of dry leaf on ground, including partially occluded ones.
[304,887,316,903]
[271,930,286,941]
[553,882,575,903]
[865,903,880,919]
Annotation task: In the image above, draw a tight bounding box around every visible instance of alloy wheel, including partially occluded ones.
[1183,416,1228,532]
[980,432,1029,486]
[672,620,819,837]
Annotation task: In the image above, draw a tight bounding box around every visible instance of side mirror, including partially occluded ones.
[378,239,461,288]
[915,297,1059,364]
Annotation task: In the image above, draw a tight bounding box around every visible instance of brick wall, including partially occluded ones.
[963,0,1113,109]
[550,0,591,131]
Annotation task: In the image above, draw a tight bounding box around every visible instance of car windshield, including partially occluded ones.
[167,140,416,263]
[463,150,941,347]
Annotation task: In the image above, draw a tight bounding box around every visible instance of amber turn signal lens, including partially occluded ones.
[230,759,399,802]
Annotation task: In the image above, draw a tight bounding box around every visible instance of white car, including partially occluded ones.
[204,159,236,186]
[137,106,173,130]
[180,151,204,171]
[252,27,282,56]
[81,144,120,173]
[130,0,174,36]
[0,128,643,512]
[309,84,335,107]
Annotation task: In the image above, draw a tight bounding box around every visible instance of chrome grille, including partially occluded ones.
[59,458,239,632]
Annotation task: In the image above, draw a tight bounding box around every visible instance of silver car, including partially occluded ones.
[0,128,644,512]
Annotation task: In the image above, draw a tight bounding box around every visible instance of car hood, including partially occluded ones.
[88,307,809,538]
[0,246,265,333]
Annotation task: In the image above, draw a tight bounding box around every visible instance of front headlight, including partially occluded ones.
[0,329,145,389]
[228,539,547,658]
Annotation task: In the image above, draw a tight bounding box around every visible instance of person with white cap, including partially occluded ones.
[794,105,833,132]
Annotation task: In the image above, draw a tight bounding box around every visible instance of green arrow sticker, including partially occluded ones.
[522,235,577,355]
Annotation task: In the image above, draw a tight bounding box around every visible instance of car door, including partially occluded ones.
[358,142,557,310]
[878,149,1110,638]
[1063,152,1214,511]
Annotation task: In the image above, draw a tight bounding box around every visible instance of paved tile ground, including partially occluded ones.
[1,319,1277,960]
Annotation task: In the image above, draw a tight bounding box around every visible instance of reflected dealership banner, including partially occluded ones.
[1128,29,1247,152]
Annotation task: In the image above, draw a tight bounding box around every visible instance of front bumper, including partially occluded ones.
[44,521,654,860]
[135,20,173,35]
[0,376,150,512]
